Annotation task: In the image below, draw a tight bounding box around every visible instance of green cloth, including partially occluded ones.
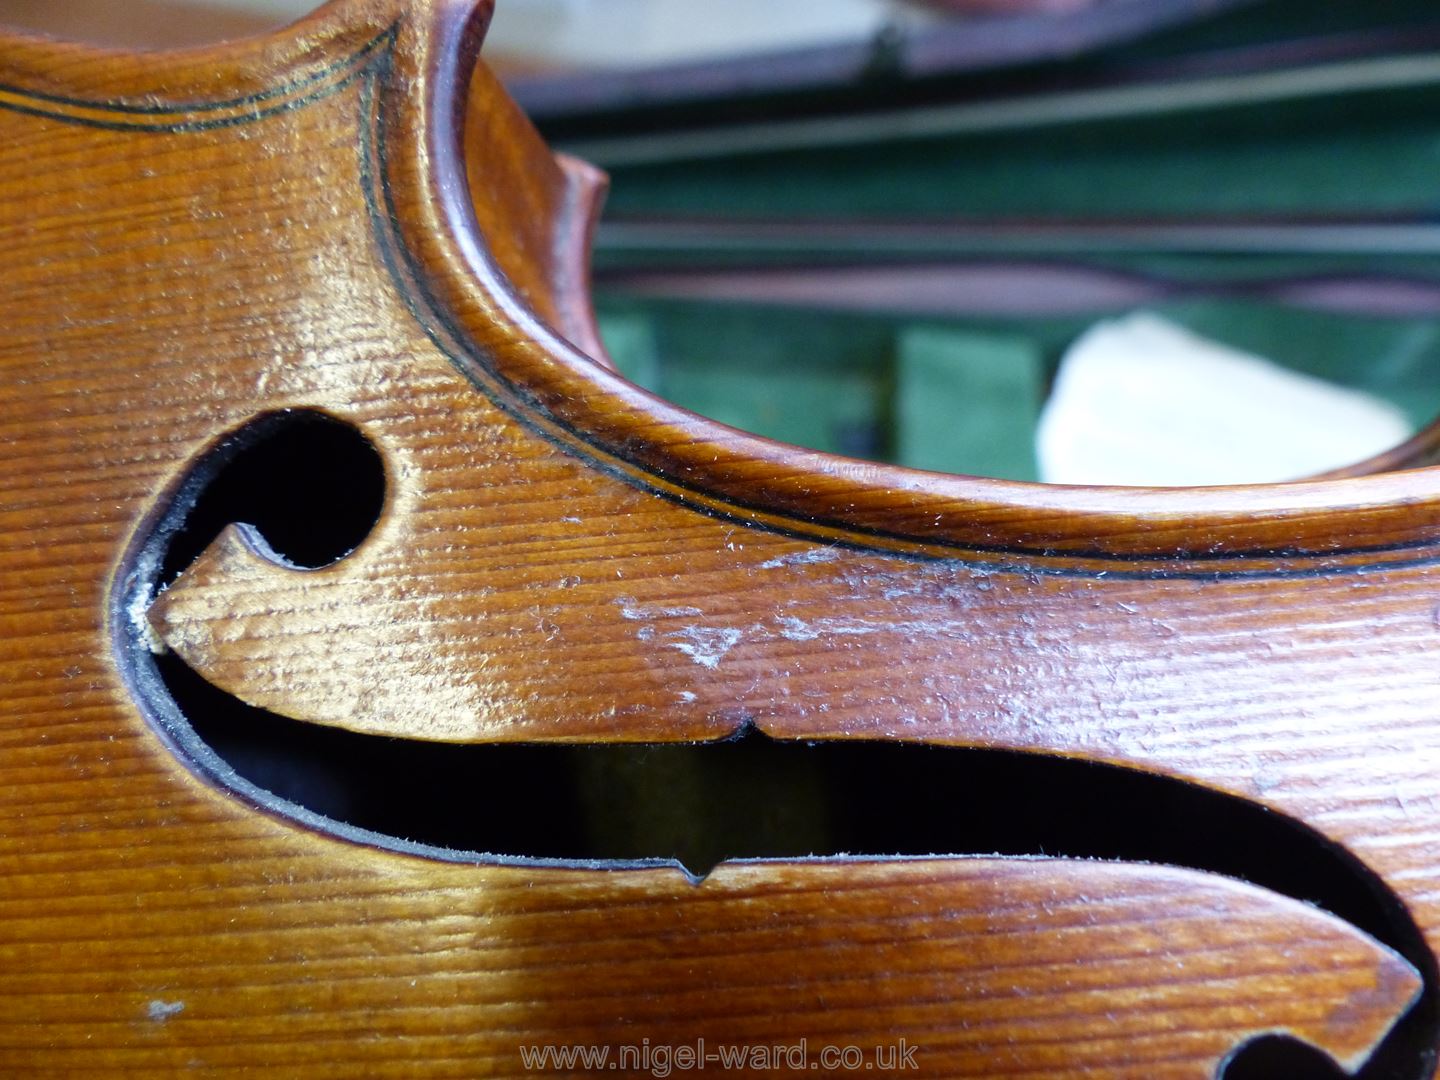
[895,327,1042,481]
[600,298,1440,475]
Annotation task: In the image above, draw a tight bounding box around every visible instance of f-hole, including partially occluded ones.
[119,409,1436,1080]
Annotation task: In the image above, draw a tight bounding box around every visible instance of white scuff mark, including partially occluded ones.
[616,597,704,621]
[147,1000,185,1023]
[775,614,973,642]
[130,585,167,654]
[758,547,841,570]
[664,626,743,669]
[775,615,882,642]
[677,690,698,704]
[124,544,170,654]
[847,561,992,605]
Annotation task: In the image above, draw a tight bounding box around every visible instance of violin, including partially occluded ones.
[1,1,1437,1076]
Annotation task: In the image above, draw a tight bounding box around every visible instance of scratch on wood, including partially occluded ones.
[616,597,704,620]
[146,1000,185,1023]
[759,547,841,570]
[664,625,743,669]
[775,615,974,642]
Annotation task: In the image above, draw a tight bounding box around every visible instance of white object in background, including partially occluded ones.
[484,0,930,68]
[197,0,933,68]
[1035,313,1413,487]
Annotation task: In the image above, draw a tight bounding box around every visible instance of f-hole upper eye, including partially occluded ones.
[157,409,386,587]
